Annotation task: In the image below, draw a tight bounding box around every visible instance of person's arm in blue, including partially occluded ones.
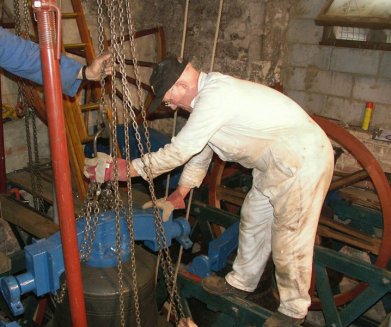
[0,27,112,97]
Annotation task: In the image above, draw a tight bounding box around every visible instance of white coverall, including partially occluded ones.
[133,72,334,319]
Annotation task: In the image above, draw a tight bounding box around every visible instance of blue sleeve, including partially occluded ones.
[0,27,82,97]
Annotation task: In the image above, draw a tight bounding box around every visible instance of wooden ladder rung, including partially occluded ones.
[80,103,100,112]
[62,12,80,19]
[81,135,95,144]
[64,42,87,50]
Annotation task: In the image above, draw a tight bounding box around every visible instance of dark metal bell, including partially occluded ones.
[54,245,159,327]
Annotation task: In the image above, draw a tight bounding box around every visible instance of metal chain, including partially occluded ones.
[53,182,109,303]
[123,1,185,322]
[86,0,186,324]
[104,1,127,325]
[22,0,45,213]
[13,0,45,212]
[116,0,142,325]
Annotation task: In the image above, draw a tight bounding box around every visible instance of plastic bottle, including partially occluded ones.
[361,102,374,131]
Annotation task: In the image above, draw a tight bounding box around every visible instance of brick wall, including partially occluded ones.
[283,0,391,130]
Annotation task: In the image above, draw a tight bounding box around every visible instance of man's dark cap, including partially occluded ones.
[148,56,188,113]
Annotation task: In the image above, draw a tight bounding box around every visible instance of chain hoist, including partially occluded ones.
[74,0,187,325]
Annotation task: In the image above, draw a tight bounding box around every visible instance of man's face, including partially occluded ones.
[163,84,193,113]
[163,86,178,110]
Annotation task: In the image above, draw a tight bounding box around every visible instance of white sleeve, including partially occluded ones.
[179,145,213,188]
[132,88,231,180]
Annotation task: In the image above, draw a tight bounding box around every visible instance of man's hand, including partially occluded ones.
[142,189,186,221]
[78,52,113,81]
[83,152,128,183]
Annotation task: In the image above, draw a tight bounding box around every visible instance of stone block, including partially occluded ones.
[370,103,391,129]
[285,89,327,113]
[287,43,331,70]
[325,97,364,126]
[305,69,353,97]
[330,48,380,76]
[286,19,323,44]
[353,76,391,105]
[284,67,306,91]
[379,52,391,79]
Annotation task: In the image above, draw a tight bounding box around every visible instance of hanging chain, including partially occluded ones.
[23,0,45,213]
[124,1,185,323]
[117,0,142,325]
[13,0,45,212]
[53,181,115,303]
[86,0,186,324]
[104,0,127,325]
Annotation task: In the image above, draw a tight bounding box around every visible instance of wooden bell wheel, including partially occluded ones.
[107,26,182,122]
[207,114,391,308]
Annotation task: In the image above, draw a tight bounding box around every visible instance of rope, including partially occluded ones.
[165,0,190,322]
[210,0,224,72]
[164,0,189,199]
[167,1,224,323]
[180,0,190,58]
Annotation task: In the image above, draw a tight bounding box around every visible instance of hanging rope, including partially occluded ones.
[210,0,224,72]
[166,0,225,322]
[164,0,190,199]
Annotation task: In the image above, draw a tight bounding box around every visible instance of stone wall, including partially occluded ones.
[2,0,390,173]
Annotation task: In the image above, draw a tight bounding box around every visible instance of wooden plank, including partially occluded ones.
[0,195,59,238]
[318,215,381,255]
[7,170,55,204]
[6,169,83,213]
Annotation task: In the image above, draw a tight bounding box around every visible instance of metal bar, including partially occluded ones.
[314,246,391,286]
[339,287,388,326]
[33,2,87,326]
[314,264,343,327]
[178,272,271,325]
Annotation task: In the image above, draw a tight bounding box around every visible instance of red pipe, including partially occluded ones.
[33,2,87,326]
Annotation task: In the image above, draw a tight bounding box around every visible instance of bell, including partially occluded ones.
[54,245,159,327]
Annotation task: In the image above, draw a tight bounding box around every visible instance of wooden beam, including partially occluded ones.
[0,195,59,238]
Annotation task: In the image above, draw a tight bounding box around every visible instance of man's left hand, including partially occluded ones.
[142,189,186,221]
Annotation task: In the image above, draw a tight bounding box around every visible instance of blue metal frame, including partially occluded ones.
[0,208,192,316]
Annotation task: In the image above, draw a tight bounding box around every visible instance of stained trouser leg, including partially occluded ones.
[269,153,333,319]
[225,172,275,292]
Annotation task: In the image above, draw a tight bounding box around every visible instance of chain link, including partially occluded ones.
[72,0,187,324]
[124,1,185,323]
[13,0,45,213]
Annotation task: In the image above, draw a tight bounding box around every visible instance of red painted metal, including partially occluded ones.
[33,2,87,326]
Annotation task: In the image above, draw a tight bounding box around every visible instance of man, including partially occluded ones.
[0,26,112,96]
[84,56,334,326]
